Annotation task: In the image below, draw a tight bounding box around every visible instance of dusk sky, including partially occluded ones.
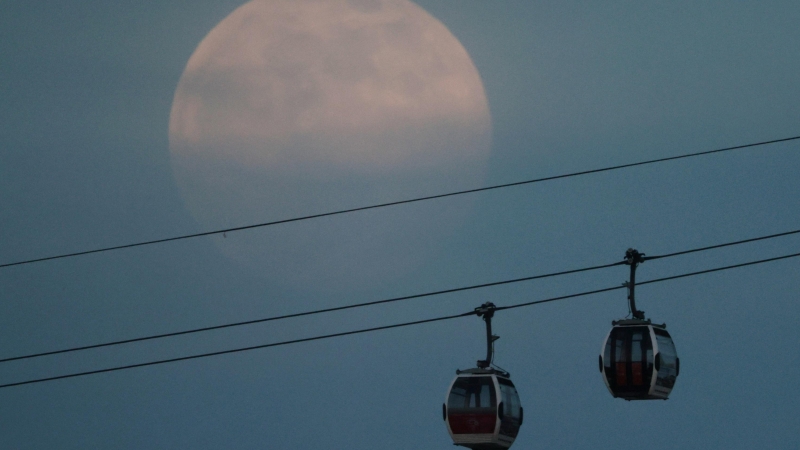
[1,1,799,449]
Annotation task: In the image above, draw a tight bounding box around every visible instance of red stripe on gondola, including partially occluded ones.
[448,413,497,434]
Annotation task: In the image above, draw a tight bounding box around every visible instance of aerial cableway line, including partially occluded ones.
[1,135,797,270]
[1,250,797,390]
[3,227,798,364]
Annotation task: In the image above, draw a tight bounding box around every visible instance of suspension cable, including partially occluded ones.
[3,228,798,364]
[1,249,797,390]
[2,135,797,270]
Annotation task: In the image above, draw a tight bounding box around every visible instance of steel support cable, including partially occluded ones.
[0,311,475,390]
[2,227,799,365]
[0,261,624,364]
[644,228,800,260]
[1,250,797,390]
[2,135,798,270]
[495,251,800,312]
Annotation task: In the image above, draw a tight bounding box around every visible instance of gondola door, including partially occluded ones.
[602,325,654,399]
[446,375,498,436]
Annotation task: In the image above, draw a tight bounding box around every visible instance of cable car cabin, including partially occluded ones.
[599,319,679,400]
[443,369,523,450]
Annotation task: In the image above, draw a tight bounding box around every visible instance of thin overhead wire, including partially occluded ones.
[0,262,625,363]
[2,227,798,364]
[496,251,800,312]
[2,135,797,270]
[645,228,800,260]
[1,249,797,390]
[0,312,473,390]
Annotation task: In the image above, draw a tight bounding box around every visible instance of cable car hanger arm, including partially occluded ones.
[623,248,652,320]
[473,302,499,369]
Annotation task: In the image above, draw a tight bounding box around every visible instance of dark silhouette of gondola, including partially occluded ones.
[599,249,680,400]
[444,302,523,449]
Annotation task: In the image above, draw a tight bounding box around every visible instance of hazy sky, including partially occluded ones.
[1,1,799,449]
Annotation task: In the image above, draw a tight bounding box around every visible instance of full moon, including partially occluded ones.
[169,0,491,290]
